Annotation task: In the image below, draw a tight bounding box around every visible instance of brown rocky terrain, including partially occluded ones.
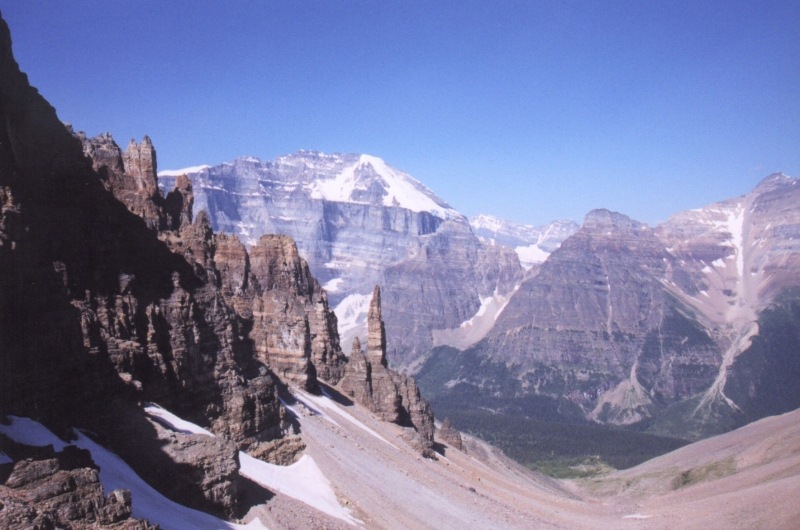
[339,286,435,455]
[0,11,347,520]
[1,10,798,530]
[0,441,156,529]
[252,380,800,529]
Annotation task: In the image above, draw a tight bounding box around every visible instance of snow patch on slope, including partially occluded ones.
[240,453,359,526]
[146,403,358,525]
[0,416,266,530]
[514,243,550,268]
[432,286,520,350]
[145,402,214,436]
[334,292,372,349]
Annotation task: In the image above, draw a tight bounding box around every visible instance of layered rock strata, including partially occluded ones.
[159,153,526,368]
[419,177,800,439]
[339,287,435,455]
[0,13,345,518]
[437,418,465,452]
[0,442,155,529]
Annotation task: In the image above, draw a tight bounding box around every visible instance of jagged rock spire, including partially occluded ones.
[367,285,388,368]
[122,136,158,195]
[337,287,436,456]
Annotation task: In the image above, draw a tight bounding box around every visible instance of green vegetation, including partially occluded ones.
[671,458,736,490]
[417,345,689,478]
[528,456,613,479]
[429,392,688,476]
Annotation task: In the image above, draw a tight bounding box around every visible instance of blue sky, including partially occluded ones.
[2,1,798,226]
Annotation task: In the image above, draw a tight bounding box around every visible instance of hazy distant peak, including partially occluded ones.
[754,172,796,191]
[469,214,579,268]
[582,208,648,232]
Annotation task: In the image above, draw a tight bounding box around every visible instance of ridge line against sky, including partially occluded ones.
[1,1,798,226]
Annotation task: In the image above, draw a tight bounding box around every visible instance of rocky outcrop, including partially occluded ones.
[0,443,155,529]
[146,416,241,515]
[0,13,312,518]
[75,131,346,410]
[338,337,373,408]
[419,175,800,440]
[159,153,526,368]
[437,418,464,452]
[339,287,435,455]
[206,232,347,390]
[80,132,166,230]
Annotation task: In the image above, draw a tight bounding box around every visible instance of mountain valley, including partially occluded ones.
[1,10,799,529]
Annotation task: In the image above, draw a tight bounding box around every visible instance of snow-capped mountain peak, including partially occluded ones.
[309,153,461,219]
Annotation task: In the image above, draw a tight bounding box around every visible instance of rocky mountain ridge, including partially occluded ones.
[2,11,800,529]
[469,214,579,269]
[0,13,435,527]
[159,153,527,368]
[419,175,800,440]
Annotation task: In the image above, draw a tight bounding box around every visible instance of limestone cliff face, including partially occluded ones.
[339,287,435,455]
[419,179,800,438]
[159,153,525,368]
[419,209,723,427]
[0,14,321,517]
[80,132,165,230]
[217,233,346,389]
[79,130,346,395]
[81,132,192,234]
[73,133,287,452]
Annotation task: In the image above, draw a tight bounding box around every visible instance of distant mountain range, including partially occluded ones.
[469,214,579,269]
[419,174,800,441]
[162,156,800,442]
[3,10,800,526]
[160,153,539,368]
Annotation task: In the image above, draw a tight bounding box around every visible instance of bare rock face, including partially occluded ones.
[0,14,291,517]
[80,132,166,230]
[339,337,373,406]
[159,153,526,369]
[0,444,155,529]
[76,132,346,433]
[367,285,388,368]
[338,287,435,455]
[145,416,241,516]
[419,176,800,440]
[163,173,193,231]
[437,418,465,452]
[392,372,436,456]
[122,136,158,194]
[211,233,347,390]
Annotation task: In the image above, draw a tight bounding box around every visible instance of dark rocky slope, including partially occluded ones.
[0,12,350,520]
[0,11,439,524]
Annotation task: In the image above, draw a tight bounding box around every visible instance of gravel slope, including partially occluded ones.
[249,387,800,529]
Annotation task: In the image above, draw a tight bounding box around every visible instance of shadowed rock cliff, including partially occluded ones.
[339,286,435,455]
[0,13,314,518]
